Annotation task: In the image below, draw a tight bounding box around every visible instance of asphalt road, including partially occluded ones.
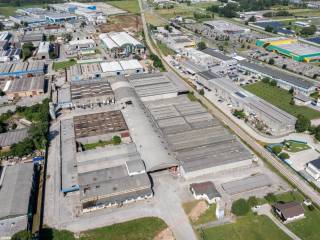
[138,0,320,207]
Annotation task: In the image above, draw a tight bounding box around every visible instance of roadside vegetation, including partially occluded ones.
[156,40,175,56]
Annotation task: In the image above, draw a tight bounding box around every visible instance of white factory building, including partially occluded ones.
[99,32,144,56]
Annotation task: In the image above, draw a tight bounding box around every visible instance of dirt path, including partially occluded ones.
[189,201,208,222]
[154,227,175,240]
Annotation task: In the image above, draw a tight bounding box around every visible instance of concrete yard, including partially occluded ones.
[221,174,273,195]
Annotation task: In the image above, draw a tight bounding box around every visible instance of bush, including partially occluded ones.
[295,115,311,132]
[265,193,277,203]
[12,230,32,240]
[247,196,258,207]
[268,58,275,65]
[112,135,121,145]
[279,152,290,160]
[270,80,277,86]
[231,198,250,216]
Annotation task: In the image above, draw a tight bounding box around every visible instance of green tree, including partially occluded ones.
[289,87,294,95]
[197,41,207,50]
[295,115,311,132]
[199,89,205,95]
[231,198,250,216]
[22,42,34,60]
[265,25,274,32]
[49,35,57,42]
[0,21,4,31]
[248,15,256,22]
[271,145,282,155]
[268,58,275,65]
[300,25,317,36]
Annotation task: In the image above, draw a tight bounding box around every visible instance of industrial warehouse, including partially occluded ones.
[144,96,255,179]
[4,76,46,98]
[68,59,144,81]
[99,32,145,56]
[0,61,46,79]
[57,79,115,109]
[256,37,320,62]
[58,71,257,212]
[0,163,35,238]
[196,69,297,135]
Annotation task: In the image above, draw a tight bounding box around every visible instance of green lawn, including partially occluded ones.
[0,3,47,16]
[156,40,175,56]
[283,140,310,153]
[243,82,320,119]
[79,217,167,240]
[201,214,291,240]
[107,0,140,14]
[53,59,77,71]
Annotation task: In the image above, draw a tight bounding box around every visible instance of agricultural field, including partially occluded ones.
[107,0,140,14]
[243,82,320,119]
[79,217,168,240]
[200,214,291,240]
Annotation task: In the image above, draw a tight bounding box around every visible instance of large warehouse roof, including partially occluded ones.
[145,95,253,175]
[6,77,45,94]
[99,32,143,49]
[0,163,34,219]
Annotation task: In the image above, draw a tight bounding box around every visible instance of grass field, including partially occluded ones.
[79,217,167,240]
[83,138,121,151]
[243,82,320,119]
[53,59,77,71]
[200,214,291,240]
[0,3,47,16]
[283,140,310,153]
[107,0,140,14]
[145,12,166,26]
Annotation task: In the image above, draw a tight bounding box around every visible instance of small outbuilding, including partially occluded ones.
[190,181,221,204]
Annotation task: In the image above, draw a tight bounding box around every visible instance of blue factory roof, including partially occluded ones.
[0,62,45,76]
